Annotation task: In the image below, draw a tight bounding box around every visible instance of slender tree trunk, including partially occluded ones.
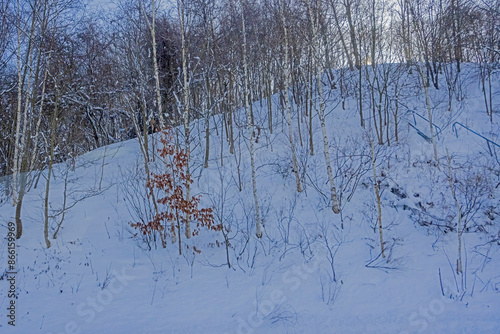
[370,0,376,67]
[44,88,60,249]
[345,0,360,69]
[452,0,461,72]
[141,0,167,247]
[13,0,42,238]
[308,50,314,156]
[221,113,224,166]
[394,78,400,142]
[281,0,302,193]
[204,76,211,168]
[266,63,273,134]
[416,41,439,163]
[240,0,262,238]
[378,92,384,144]
[229,69,235,154]
[143,0,165,129]
[15,183,24,239]
[141,94,149,163]
[446,149,462,275]
[176,210,182,255]
[52,171,69,239]
[126,93,164,247]
[421,69,439,163]
[330,0,354,70]
[306,0,340,214]
[370,138,385,258]
[358,61,364,128]
[178,0,191,239]
[28,60,49,173]
[12,0,26,211]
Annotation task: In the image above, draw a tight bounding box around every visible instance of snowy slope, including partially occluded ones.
[1,64,499,334]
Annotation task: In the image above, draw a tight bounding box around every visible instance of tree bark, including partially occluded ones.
[141,0,169,247]
[240,0,262,238]
[44,88,60,249]
[281,0,302,193]
[370,138,385,258]
[178,0,192,240]
[306,0,340,214]
[446,149,462,275]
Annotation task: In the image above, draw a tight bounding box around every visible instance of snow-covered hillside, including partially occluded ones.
[1,64,499,333]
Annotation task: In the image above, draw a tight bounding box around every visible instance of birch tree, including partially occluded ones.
[305,0,340,214]
[12,0,53,239]
[140,0,166,130]
[177,0,192,239]
[43,83,59,249]
[139,0,176,247]
[280,0,302,193]
[114,0,164,247]
[240,0,262,238]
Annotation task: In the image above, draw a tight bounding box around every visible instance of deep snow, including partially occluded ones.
[1,64,499,334]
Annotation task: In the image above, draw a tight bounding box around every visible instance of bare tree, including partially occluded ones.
[370,137,385,258]
[12,0,55,239]
[177,0,192,239]
[445,149,463,276]
[240,0,262,238]
[305,0,340,214]
[280,0,302,193]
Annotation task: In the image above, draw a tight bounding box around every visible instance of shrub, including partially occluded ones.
[131,128,220,253]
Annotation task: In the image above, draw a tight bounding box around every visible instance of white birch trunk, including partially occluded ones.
[141,0,169,247]
[178,0,191,239]
[148,0,165,129]
[12,0,51,239]
[13,0,38,238]
[44,87,60,249]
[281,0,302,193]
[240,0,262,238]
[12,0,23,208]
[306,0,340,214]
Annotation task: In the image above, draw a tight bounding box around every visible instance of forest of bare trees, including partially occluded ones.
[1,0,498,242]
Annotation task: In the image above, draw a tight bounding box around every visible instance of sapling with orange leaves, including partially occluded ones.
[132,128,220,254]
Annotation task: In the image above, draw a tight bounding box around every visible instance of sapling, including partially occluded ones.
[131,128,220,255]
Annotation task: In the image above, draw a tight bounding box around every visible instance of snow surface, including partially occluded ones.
[1,64,499,333]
